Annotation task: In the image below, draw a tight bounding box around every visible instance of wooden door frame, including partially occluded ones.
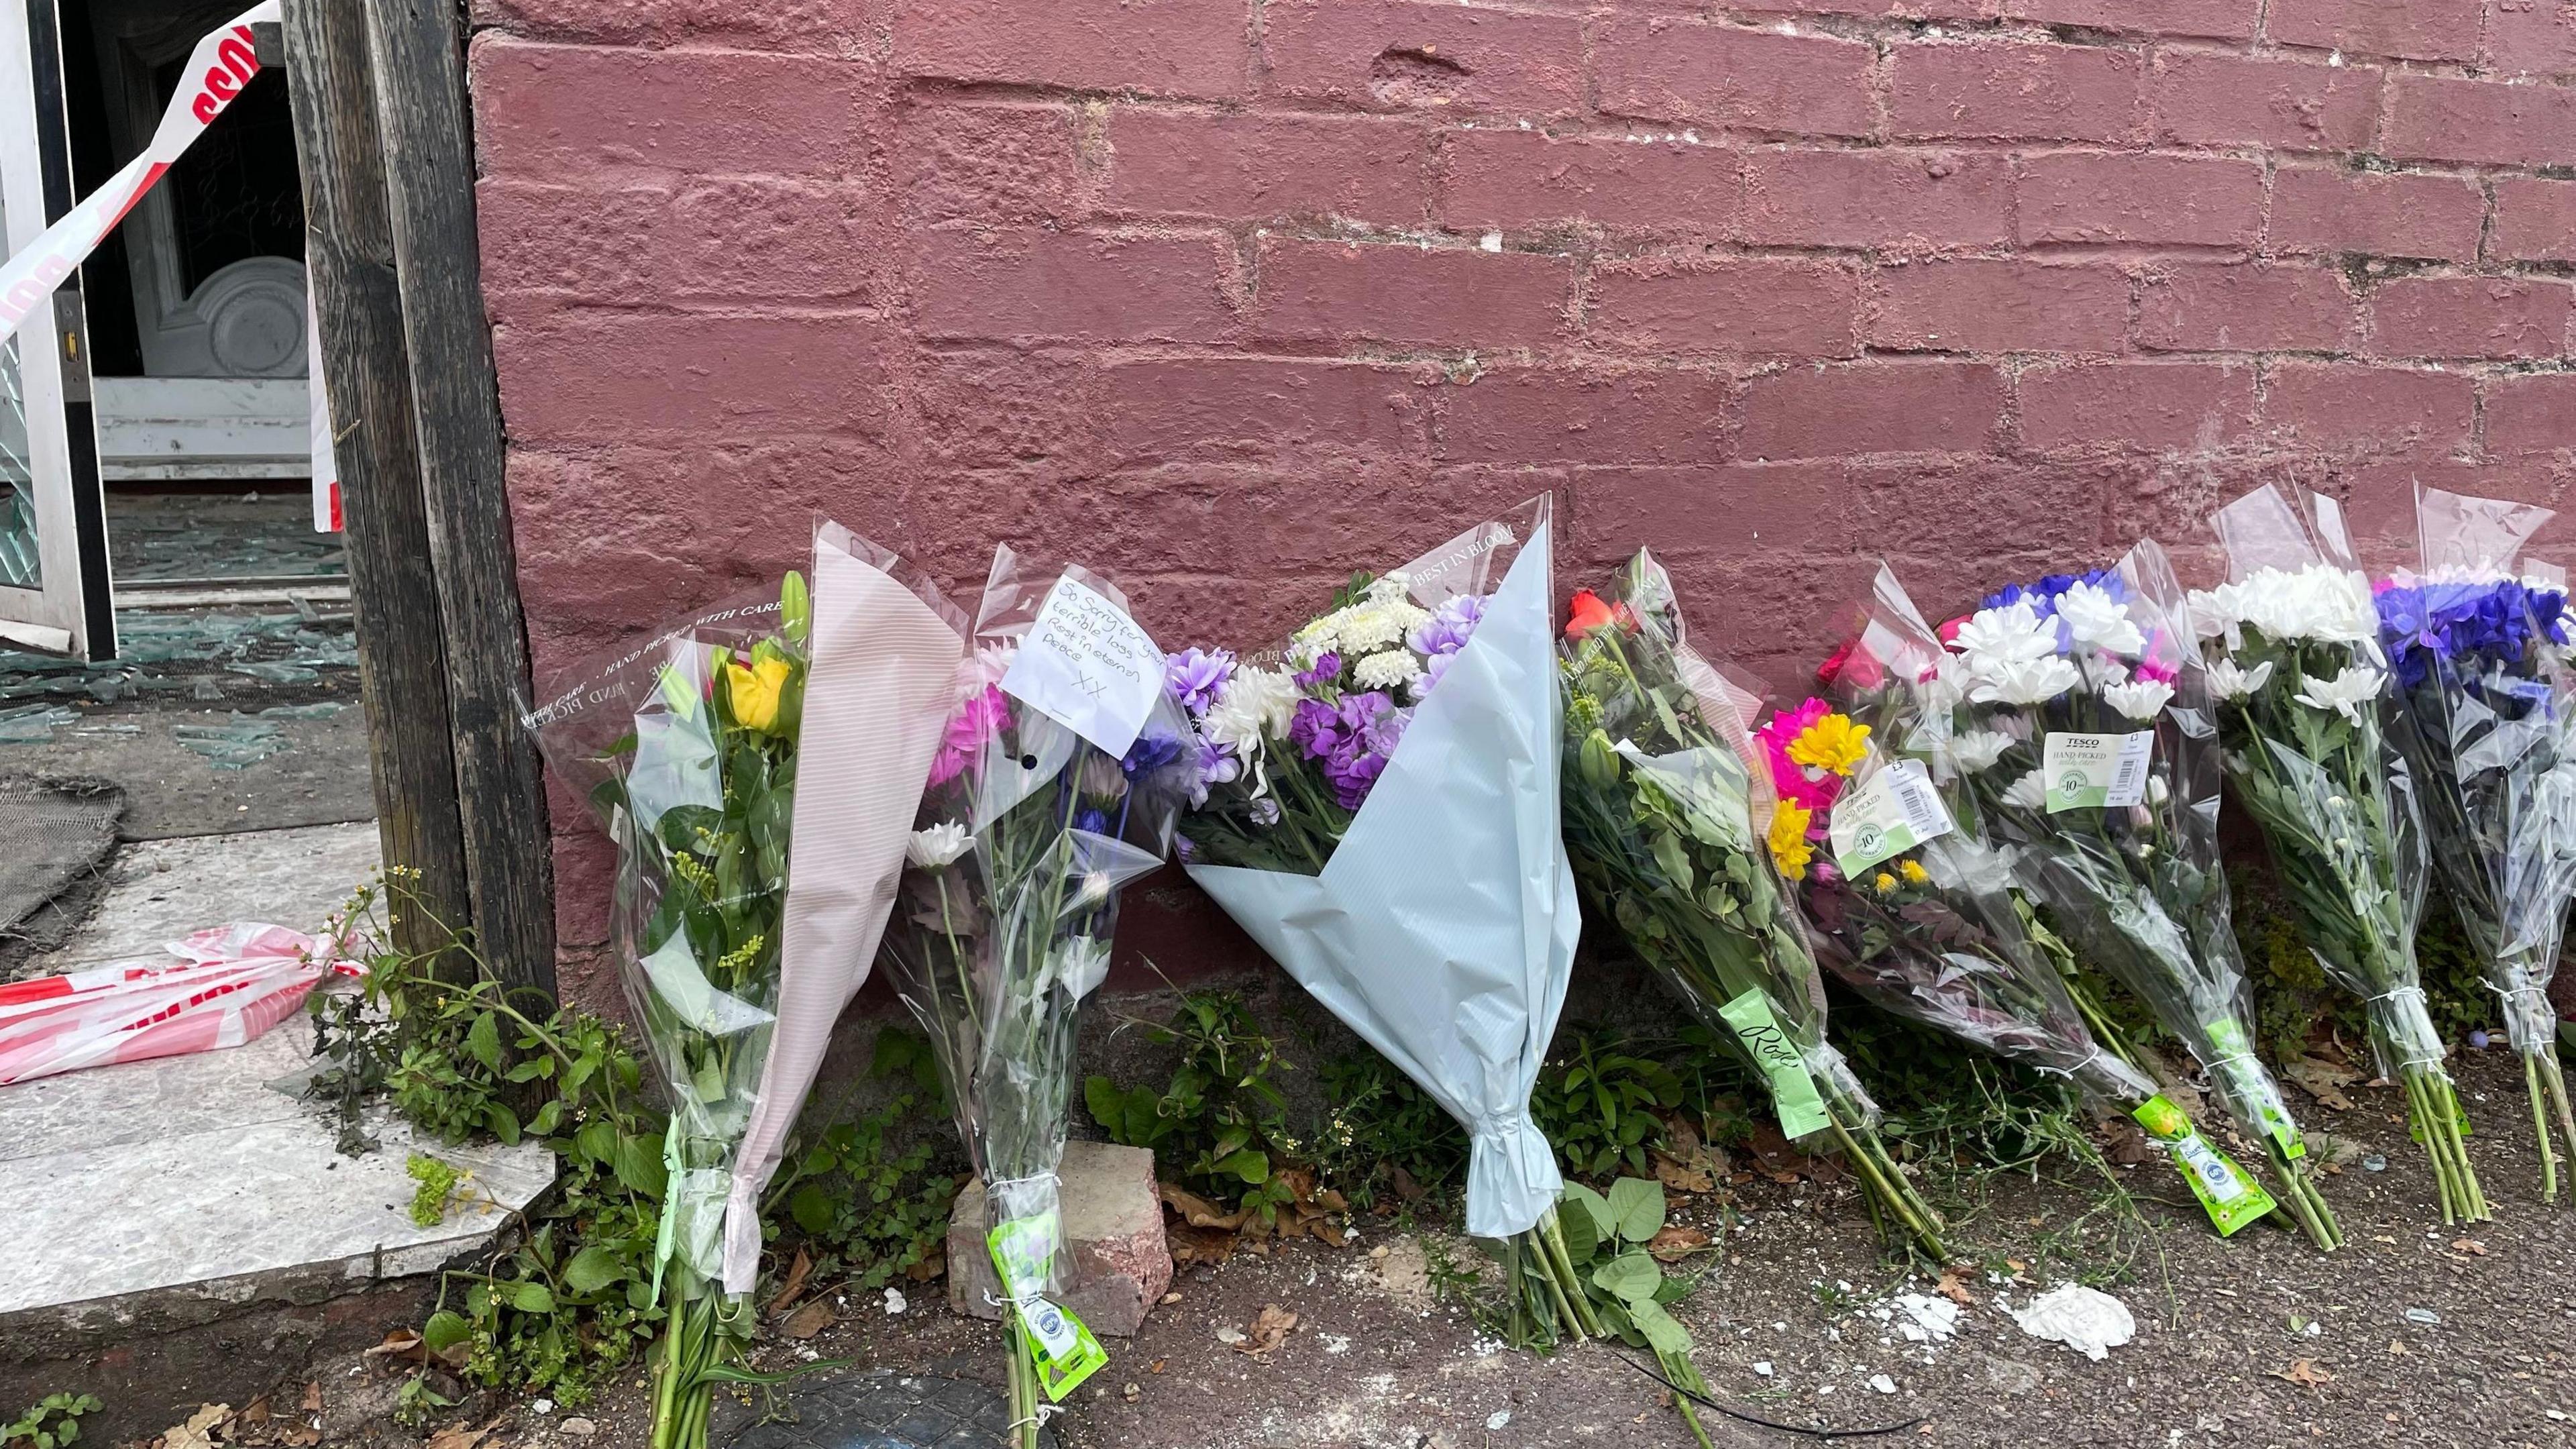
[270,1,552,995]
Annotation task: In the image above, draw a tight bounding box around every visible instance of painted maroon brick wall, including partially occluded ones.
[464,1,2576,1004]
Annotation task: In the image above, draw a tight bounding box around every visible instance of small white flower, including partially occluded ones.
[2002,770,2049,811]
[1945,729,2015,773]
[1050,935,1112,999]
[1071,870,1114,907]
[975,642,1018,686]
[906,820,973,867]
[2055,581,2146,655]
[2204,657,2274,700]
[1351,648,1424,691]
[2101,678,2175,723]
[1968,654,2083,706]
[2293,664,2387,722]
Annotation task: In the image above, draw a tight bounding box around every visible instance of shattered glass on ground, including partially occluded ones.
[108,490,343,582]
[0,606,358,703]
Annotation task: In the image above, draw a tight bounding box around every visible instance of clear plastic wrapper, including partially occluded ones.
[2190,482,2486,1224]
[2377,485,2576,1197]
[529,523,965,1449]
[1557,548,1945,1258]
[877,547,1185,1445]
[1925,544,2339,1246]
[1796,564,2159,1110]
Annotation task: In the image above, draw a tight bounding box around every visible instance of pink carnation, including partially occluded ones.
[928,684,1011,787]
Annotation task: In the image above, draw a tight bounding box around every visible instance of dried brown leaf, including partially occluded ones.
[1235,1303,1297,1358]
[2270,1358,2334,1389]
[158,1406,231,1449]
[1934,1267,1978,1307]
[781,1298,835,1341]
[766,1246,814,1317]
[1645,1225,1711,1263]
[1161,1183,1248,1232]
[2283,1055,2358,1112]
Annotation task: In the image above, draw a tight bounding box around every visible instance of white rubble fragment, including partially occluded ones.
[1868,1375,1897,1395]
[2004,1283,2137,1362]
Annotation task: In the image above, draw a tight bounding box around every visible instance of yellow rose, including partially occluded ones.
[724,656,794,734]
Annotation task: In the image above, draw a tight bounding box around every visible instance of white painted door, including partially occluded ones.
[0,0,111,659]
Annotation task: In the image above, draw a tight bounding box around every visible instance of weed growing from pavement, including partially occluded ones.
[762,1029,959,1291]
[1531,1026,1688,1181]
[1312,1050,1467,1210]
[307,874,952,1413]
[1087,987,1307,1222]
[1,1394,100,1449]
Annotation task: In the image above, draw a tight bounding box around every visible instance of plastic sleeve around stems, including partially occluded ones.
[876,547,1186,1301]
[1559,548,1880,1138]
[2383,486,2576,1061]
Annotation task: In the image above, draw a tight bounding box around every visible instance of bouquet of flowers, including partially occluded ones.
[2377,486,2576,1198]
[879,549,1188,1448]
[1173,498,1601,1348]
[2191,482,2486,1224]
[1931,549,2341,1248]
[528,524,967,1449]
[1558,548,1947,1259]
[1788,568,2277,1232]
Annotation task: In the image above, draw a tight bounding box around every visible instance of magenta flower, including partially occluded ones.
[928,684,1010,787]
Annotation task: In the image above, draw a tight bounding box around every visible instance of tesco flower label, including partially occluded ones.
[1829,758,1953,875]
[2042,731,2153,811]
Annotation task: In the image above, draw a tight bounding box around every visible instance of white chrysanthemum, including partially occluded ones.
[1968,654,2082,706]
[2204,657,2274,700]
[1952,600,2059,674]
[1334,605,1409,654]
[2293,664,2386,722]
[906,820,973,868]
[2056,582,2146,655]
[2102,678,2175,722]
[2001,770,2049,812]
[1352,648,1424,691]
[1945,730,2016,773]
[2210,564,2379,646]
[1201,666,1299,752]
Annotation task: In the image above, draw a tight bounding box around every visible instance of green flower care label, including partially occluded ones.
[988,1217,1108,1401]
[2041,731,2152,811]
[1719,987,1831,1139]
[1830,759,1954,875]
[2133,1094,2275,1236]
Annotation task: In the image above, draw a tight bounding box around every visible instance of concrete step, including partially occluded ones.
[0,820,554,1435]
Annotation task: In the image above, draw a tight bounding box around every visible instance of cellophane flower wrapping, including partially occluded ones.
[1174,498,1593,1340]
[1935,545,2339,1246]
[1558,549,1945,1258]
[2191,482,2485,1224]
[877,547,1187,1426]
[2377,486,2576,1192]
[529,523,967,1449]
[1793,564,2157,1110]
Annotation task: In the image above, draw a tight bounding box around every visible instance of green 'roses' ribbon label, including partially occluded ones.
[1829,759,1953,874]
[1719,987,1831,1139]
[2041,731,2153,811]
[2133,1094,2275,1236]
[988,1217,1108,1401]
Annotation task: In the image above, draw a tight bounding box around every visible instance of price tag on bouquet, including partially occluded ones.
[1830,759,1954,875]
[1002,576,1165,758]
[2133,1095,2275,1236]
[2042,732,2153,811]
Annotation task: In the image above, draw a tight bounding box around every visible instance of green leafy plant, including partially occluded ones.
[310,875,665,1407]
[1530,1028,1683,1181]
[1085,989,1301,1221]
[407,1152,464,1227]
[1311,1052,1466,1210]
[1,1395,100,1449]
[763,1029,959,1289]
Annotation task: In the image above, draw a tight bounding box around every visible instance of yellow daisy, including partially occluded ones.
[1787,712,1872,776]
[1768,800,1815,880]
[1899,859,1930,885]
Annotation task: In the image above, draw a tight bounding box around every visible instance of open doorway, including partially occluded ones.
[60,0,339,595]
